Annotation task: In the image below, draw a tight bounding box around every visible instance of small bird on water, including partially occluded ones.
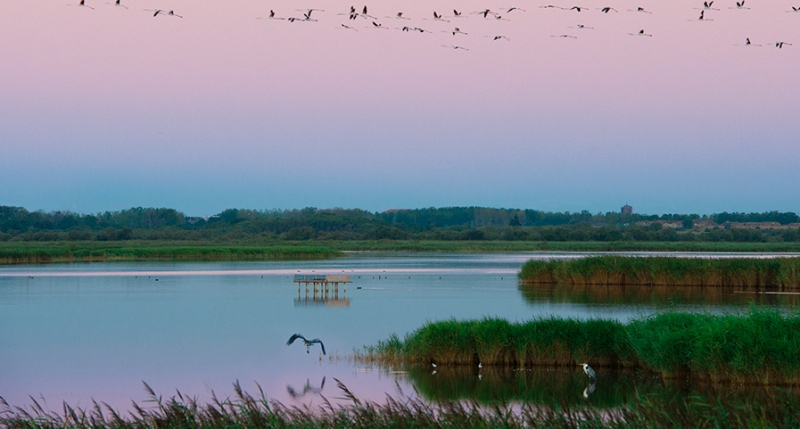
[287,333,326,355]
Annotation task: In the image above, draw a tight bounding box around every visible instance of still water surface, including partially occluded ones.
[1,253,796,411]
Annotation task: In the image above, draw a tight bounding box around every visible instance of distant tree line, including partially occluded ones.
[0,205,798,243]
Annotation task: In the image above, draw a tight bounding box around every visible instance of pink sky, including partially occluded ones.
[1,0,798,215]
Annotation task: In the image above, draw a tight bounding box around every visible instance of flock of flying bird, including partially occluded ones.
[261,0,797,50]
[66,0,796,52]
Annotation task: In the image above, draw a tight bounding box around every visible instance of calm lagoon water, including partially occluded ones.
[1,252,797,411]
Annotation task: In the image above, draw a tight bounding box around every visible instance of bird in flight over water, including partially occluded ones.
[287,334,326,355]
[153,9,182,18]
[629,29,652,36]
[107,0,128,9]
[473,8,497,18]
[70,0,94,10]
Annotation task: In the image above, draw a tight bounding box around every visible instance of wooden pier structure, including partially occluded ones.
[293,274,351,307]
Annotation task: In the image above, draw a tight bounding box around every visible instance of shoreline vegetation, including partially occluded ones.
[2,380,798,429]
[0,242,342,264]
[3,205,800,248]
[358,309,800,385]
[2,241,800,264]
[519,256,800,288]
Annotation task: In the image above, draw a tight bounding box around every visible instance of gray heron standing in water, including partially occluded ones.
[581,363,597,380]
[287,334,326,355]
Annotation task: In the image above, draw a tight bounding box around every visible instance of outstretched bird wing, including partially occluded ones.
[287,333,306,345]
[309,338,326,354]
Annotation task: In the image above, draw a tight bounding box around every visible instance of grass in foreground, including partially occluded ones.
[2,380,800,429]
[0,242,342,263]
[359,308,800,384]
[519,256,800,288]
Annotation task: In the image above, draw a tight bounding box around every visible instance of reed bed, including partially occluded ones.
[519,256,800,288]
[2,380,799,429]
[361,317,635,368]
[0,242,342,263]
[360,309,800,384]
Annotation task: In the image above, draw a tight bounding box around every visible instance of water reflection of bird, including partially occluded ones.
[581,363,597,380]
[582,380,597,399]
[287,376,326,398]
[287,334,326,355]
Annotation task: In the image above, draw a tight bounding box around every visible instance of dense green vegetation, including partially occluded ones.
[0,242,341,263]
[2,380,799,429]
[2,205,799,244]
[361,309,800,384]
[519,256,800,287]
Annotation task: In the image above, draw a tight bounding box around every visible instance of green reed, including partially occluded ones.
[2,380,799,429]
[519,256,800,287]
[361,308,800,384]
[361,317,636,368]
[0,242,342,263]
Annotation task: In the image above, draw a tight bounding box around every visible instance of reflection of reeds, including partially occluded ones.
[519,256,800,288]
[519,283,800,306]
[2,380,800,429]
[0,242,341,263]
[358,309,800,384]
[404,365,661,407]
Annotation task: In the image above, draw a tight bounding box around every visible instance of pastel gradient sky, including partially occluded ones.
[1,0,798,216]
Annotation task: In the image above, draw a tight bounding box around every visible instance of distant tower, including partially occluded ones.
[621,204,633,215]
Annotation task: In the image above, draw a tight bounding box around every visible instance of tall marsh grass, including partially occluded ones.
[360,308,800,384]
[2,380,799,429]
[519,256,800,288]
